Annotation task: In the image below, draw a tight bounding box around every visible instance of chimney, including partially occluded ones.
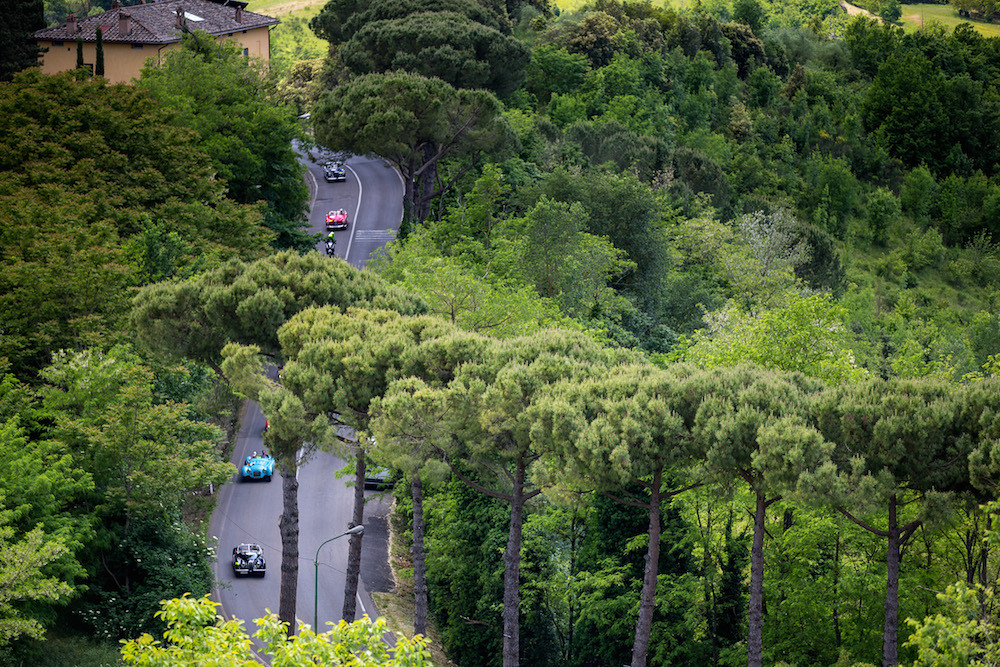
[111,0,121,8]
[176,6,184,27]
[66,12,77,33]
[235,6,243,22]
[119,11,131,34]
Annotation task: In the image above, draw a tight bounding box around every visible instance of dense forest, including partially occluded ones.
[2,0,1000,665]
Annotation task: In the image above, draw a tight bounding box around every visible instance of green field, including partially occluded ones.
[899,3,1000,35]
[247,0,328,73]
[552,0,684,10]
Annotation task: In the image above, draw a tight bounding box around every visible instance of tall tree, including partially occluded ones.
[221,345,333,633]
[530,363,703,667]
[277,307,483,624]
[341,11,528,96]
[815,378,979,666]
[312,71,515,222]
[693,366,831,667]
[95,26,104,77]
[397,329,639,667]
[311,0,527,96]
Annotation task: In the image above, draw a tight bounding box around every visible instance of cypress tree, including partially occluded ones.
[95,26,104,76]
[76,35,84,70]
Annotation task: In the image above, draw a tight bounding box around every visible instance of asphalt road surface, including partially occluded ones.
[306,153,403,266]
[209,151,402,644]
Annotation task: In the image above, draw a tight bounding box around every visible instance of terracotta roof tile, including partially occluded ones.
[34,0,278,45]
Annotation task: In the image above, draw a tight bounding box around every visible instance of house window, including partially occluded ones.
[243,47,249,56]
[131,44,143,49]
[53,41,64,46]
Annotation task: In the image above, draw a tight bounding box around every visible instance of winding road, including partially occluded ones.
[208,152,402,644]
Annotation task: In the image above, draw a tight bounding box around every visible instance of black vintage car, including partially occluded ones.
[232,543,266,577]
[324,162,346,182]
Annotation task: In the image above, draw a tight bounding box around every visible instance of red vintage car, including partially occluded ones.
[326,209,348,230]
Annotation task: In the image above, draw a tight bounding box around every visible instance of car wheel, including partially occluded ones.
[266,474,272,482]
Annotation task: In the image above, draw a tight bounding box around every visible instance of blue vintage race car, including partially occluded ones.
[241,452,274,482]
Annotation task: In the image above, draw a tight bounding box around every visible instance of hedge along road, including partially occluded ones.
[208,152,404,651]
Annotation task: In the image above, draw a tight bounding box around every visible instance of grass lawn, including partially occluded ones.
[899,3,1000,36]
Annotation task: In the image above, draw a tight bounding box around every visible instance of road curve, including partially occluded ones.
[209,151,403,647]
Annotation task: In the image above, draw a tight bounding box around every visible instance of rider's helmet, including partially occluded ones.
[327,232,336,241]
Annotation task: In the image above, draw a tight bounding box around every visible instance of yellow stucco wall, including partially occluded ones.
[36,26,271,85]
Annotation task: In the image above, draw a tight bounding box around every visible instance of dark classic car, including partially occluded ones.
[232,543,266,577]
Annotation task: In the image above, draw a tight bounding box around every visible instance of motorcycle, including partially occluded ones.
[325,240,336,257]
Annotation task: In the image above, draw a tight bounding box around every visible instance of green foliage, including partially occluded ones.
[269,11,329,78]
[494,196,637,322]
[81,516,218,642]
[343,11,529,96]
[138,33,312,251]
[130,251,425,368]
[866,186,901,247]
[676,293,869,383]
[312,70,514,221]
[0,514,73,646]
[880,0,902,22]
[42,347,233,523]
[0,0,44,81]
[423,478,506,666]
[313,0,527,96]
[374,232,569,336]
[121,594,431,665]
[526,44,590,103]
[0,418,93,584]
[0,69,273,377]
[904,581,1000,666]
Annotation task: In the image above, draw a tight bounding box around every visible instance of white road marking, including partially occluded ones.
[354,230,397,241]
[345,163,361,261]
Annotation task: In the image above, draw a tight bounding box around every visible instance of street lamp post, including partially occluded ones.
[313,524,365,631]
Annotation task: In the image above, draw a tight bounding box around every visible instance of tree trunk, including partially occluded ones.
[747,488,767,667]
[416,143,437,222]
[631,467,662,667]
[402,156,416,226]
[882,496,900,667]
[342,450,366,622]
[503,459,527,667]
[412,473,428,636]
[567,506,578,665]
[833,530,842,649]
[278,460,300,635]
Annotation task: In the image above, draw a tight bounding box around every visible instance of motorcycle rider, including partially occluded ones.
[325,232,336,257]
